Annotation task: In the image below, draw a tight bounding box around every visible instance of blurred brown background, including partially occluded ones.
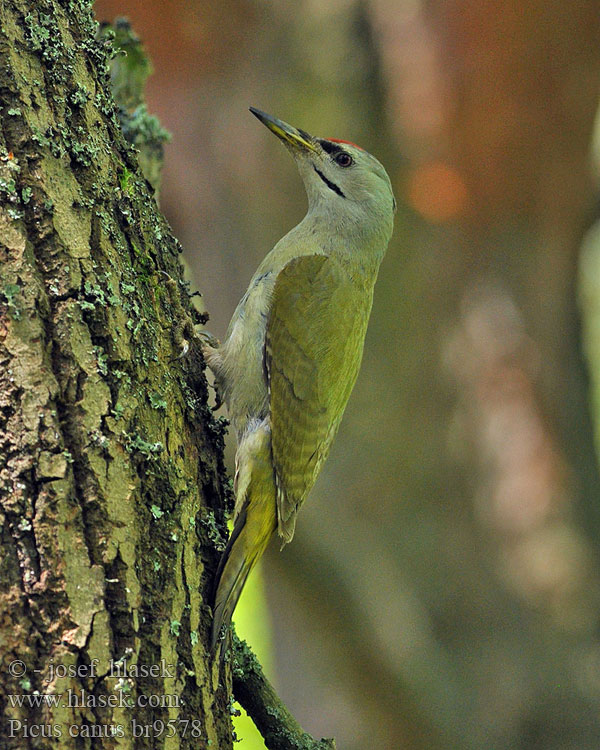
[96,1,600,747]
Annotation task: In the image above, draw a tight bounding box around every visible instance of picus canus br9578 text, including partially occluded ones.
[204,108,395,654]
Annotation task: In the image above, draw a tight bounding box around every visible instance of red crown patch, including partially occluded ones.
[327,138,363,150]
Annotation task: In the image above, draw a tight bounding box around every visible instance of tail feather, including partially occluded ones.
[211,421,277,659]
[210,506,249,652]
[210,497,276,659]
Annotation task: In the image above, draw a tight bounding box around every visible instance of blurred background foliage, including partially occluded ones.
[96,0,600,747]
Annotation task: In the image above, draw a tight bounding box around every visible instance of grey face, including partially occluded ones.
[250,107,396,227]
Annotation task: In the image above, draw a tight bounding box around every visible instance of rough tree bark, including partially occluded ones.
[0,2,239,747]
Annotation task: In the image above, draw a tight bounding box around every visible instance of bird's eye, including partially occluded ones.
[334,152,353,168]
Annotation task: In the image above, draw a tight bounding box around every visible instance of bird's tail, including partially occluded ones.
[210,426,277,657]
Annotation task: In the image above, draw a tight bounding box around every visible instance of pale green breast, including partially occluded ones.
[220,223,329,438]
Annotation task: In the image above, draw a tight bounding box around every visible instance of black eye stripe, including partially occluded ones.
[319,139,344,155]
[313,165,345,198]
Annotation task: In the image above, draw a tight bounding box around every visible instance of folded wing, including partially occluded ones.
[265,254,371,543]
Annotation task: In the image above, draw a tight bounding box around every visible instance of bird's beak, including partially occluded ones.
[250,107,317,153]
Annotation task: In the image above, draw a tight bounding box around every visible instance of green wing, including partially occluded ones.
[265,254,371,543]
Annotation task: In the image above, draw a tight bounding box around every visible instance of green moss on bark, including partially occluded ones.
[0,2,232,748]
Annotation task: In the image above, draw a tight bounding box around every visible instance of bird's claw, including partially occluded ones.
[157,270,200,359]
[197,329,220,350]
[211,386,223,411]
[197,330,223,409]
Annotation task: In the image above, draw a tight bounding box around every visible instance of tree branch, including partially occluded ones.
[231,632,336,750]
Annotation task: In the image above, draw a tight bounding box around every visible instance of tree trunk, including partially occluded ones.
[0,2,234,747]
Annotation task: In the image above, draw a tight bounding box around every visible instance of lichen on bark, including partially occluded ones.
[0,1,233,747]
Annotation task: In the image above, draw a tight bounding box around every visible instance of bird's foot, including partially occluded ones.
[157,271,224,408]
[211,382,224,411]
[158,270,200,359]
[198,331,224,410]
[197,329,220,351]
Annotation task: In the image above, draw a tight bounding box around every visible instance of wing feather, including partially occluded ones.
[265,254,371,542]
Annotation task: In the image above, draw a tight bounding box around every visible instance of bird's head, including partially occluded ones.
[250,107,396,239]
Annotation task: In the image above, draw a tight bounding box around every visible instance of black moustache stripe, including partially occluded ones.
[313,166,345,198]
